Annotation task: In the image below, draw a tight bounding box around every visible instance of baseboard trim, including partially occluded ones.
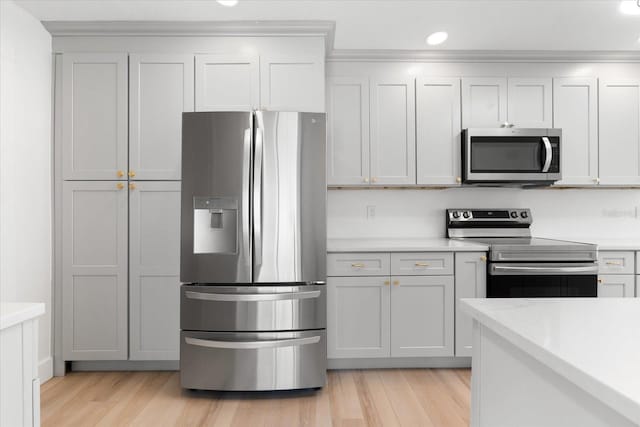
[39,356,53,383]
[71,360,179,371]
[328,357,471,369]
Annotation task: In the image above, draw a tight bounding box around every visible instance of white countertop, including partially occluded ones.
[578,238,640,251]
[0,302,45,331]
[327,237,489,252]
[461,298,640,425]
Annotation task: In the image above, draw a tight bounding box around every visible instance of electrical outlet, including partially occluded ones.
[366,205,376,220]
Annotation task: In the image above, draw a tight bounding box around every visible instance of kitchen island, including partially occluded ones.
[461,298,640,427]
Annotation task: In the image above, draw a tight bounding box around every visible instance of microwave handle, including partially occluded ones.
[541,137,552,173]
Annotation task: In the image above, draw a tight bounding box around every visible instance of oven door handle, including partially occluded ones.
[490,264,598,275]
[541,137,552,173]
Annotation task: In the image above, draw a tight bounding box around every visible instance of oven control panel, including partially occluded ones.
[447,209,532,225]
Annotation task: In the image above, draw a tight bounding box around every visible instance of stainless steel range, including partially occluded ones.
[447,209,598,297]
[179,111,327,391]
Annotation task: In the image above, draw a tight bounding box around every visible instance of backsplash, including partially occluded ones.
[327,188,640,240]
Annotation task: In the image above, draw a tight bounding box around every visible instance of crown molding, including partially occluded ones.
[328,49,640,63]
[43,20,336,52]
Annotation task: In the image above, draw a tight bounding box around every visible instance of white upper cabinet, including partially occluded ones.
[462,77,507,128]
[195,53,259,111]
[326,76,370,185]
[129,182,181,360]
[416,77,462,185]
[507,78,552,128]
[553,78,599,186]
[62,181,128,360]
[62,53,128,180]
[369,76,416,185]
[260,55,325,112]
[130,54,194,180]
[462,77,551,128]
[599,80,640,186]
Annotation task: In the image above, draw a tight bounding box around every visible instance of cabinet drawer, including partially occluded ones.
[390,252,453,276]
[598,251,635,275]
[327,253,390,276]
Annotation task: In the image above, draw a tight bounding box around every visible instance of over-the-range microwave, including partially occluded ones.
[462,128,562,186]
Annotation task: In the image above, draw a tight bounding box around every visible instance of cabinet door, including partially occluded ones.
[369,76,416,185]
[553,78,599,186]
[260,55,324,112]
[62,53,128,180]
[62,181,128,360]
[390,276,454,357]
[327,277,390,358]
[454,252,487,357]
[195,54,259,111]
[507,78,552,128]
[599,80,640,185]
[462,77,507,128]
[598,275,635,298]
[129,54,194,180]
[416,77,462,185]
[129,182,181,360]
[326,76,370,185]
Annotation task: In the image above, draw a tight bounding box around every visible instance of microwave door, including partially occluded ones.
[180,112,252,284]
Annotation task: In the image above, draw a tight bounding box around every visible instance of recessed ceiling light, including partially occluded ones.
[619,1,640,15]
[217,0,239,6]
[426,32,448,46]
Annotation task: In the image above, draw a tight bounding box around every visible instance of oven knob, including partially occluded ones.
[463,211,470,219]
[452,211,460,219]
[520,211,528,219]
[510,211,518,218]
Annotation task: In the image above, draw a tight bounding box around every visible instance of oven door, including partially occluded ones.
[487,263,598,297]
[463,128,561,183]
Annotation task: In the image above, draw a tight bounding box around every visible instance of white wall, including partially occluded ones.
[328,189,640,240]
[0,0,53,381]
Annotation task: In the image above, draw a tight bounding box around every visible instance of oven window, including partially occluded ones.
[470,137,543,173]
[487,274,597,298]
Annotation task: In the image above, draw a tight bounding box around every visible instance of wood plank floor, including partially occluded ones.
[41,369,471,426]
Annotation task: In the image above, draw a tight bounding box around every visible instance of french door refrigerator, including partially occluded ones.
[179,111,327,391]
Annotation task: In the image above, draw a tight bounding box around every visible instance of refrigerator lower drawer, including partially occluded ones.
[180,330,327,391]
[180,284,326,331]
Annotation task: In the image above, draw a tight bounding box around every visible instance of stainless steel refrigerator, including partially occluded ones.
[179,111,327,391]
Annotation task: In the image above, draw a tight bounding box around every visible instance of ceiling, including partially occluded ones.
[15,0,640,51]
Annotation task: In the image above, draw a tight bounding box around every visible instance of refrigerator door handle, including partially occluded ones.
[242,127,252,265]
[184,335,321,350]
[185,290,321,302]
[253,117,264,271]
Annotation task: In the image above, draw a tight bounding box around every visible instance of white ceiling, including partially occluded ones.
[15,0,640,51]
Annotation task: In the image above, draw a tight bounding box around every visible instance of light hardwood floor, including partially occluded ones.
[41,369,471,426]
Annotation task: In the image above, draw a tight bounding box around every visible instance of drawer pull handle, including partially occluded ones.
[351,263,365,268]
[185,335,321,350]
[185,290,320,302]
[414,262,430,267]
[605,261,623,266]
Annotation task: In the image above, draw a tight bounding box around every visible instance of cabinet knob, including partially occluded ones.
[371,177,378,183]
[116,183,124,190]
[128,170,136,178]
[363,177,369,183]
[594,177,600,184]
[117,170,124,178]
[598,279,603,283]
[480,255,487,262]
[393,280,400,286]
[456,176,462,183]
[129,183,136,190]
[384,280,390,286]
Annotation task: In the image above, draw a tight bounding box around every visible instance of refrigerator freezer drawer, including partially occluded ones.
[180,330,327,391]
[181,284,326,331]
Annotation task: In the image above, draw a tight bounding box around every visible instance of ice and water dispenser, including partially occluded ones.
[193,197,238,254]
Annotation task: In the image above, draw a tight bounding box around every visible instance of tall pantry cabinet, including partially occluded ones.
[59,53,192,361]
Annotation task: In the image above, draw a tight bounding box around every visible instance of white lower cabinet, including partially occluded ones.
[129,182,181,360]
[327,276,391,358]
[454,252,487,357]
[598,275,635,298]
[390,276,454,357]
